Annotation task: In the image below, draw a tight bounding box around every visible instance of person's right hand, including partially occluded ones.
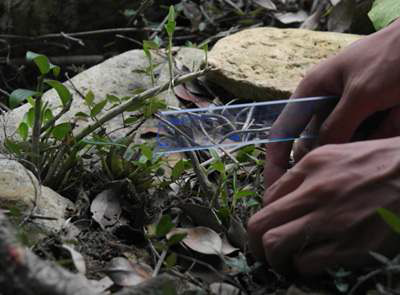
[264,19,400,198]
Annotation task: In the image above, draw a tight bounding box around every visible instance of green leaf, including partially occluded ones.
[90,99,107,117]
[144,98,166,118]
[43,108,54,124]
[140,144,153,161]
[167,232,187,246]
[171,159,188,180]
[377,208,400,233]
[18,122,28,140]
[368,0,400,30]
[106,94,120,104]
[156,215,174,237]
[165,253,177,268]
[4,139,22,155]
[26,51,50,75]
[24,107,35,128]
[75,111,90,118]
[211,161,225,174]
[45,80,72,106]
[52,122,72,140]
[84,91,95,106]
[234,190,256,199]
[9,89,37,109]
[165,5,176,37]
[124,116,140,125]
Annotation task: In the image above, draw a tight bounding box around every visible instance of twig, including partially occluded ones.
[0,27,188,41]
[129,0,154,25]
[152,249,167,277]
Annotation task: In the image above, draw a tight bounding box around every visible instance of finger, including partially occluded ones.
[263,168,305,206]
[262,214,313,275]
[293,100,336,162]
[265,96,323,187]
[318,90,375,145]
[248,189,314,259]
[293,242,338,276]
[368,106,400,139]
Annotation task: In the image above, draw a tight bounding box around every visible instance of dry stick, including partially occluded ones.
[0,27,188,41]
[50,69,208,186]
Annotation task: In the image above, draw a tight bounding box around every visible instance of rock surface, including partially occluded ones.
[0,159,74,233]
[207,27,362,100]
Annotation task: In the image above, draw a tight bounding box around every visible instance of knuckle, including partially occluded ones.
[262,229,283,254]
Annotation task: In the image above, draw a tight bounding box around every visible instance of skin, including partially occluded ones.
[247,19,400,275]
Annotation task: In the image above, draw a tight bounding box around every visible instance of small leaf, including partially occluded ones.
[104,257,152,287]
[26,51,52,75]
[211,161,225,174]
[62,244,86,274]
[165,253,177,268]
[140,144,153,161]
[45,80,72,106]
[234,190,255,199]
[18,122,28,140]
[75,111,90,118]
[106,94,121,104]
[52,122,72,140]
[165,6,176,37]
[156,215,174,238]
[377,207,400,233]
[24,107,35,128]
[43,108,54,124]
[9,89,37,109]
[91,99,107,117]
[171,159,188,180]
[4,139,22,155]
[167,232,187,246]
[84,91,95,106]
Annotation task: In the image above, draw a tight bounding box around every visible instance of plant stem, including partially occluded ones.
[31,75,44,171]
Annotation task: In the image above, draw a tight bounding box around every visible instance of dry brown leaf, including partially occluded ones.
[168,227,223,255]
[210,282,241,295]
[104,257,152,287]
[62,244,86,274]
[90,188,121,230]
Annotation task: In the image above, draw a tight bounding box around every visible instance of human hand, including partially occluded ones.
[248,137,400,275]
[264,19,400,191]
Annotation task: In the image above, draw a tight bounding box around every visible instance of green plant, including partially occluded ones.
[369,0,400,30]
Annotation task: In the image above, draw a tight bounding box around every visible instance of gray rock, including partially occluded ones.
[207,27,362,100]
[0,158,74,233]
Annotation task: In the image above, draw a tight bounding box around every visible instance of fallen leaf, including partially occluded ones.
[254,0,277,10]
[174,84,210,108]
[180,203,224,233]
[88,276,114,293]
[168,227,223,255]
[103,257,152,287]
[90,188,121,230]
[274,10,309,24]
[221,236,239,255]
[210,282,241,295]
[62,244,86,274]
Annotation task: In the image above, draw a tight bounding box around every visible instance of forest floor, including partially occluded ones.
[0,1,396,294]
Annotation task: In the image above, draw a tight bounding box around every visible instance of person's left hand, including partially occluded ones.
[247,136,400,276]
